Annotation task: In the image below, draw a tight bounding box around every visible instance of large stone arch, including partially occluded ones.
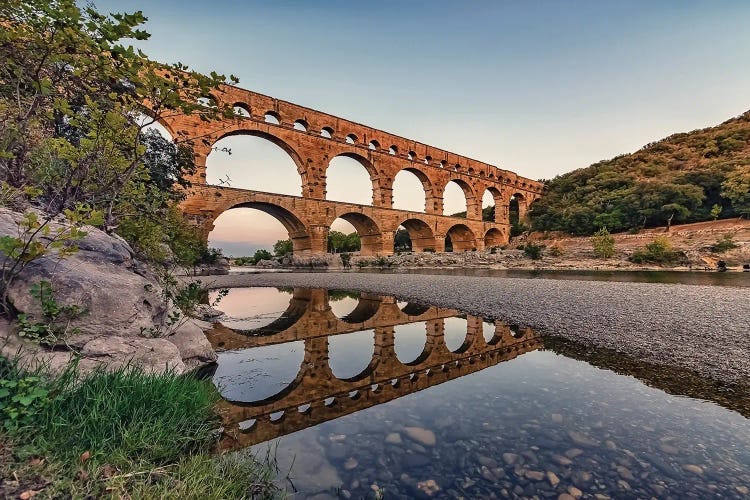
[481,186,504,223]
[484,227,505,249]
[443,179,480,219]
[446,223,478,252]
[326,152,383,206]
[207,128,310,196]
[220,200,312,254]
[393,167,437,214]
[327,211,383,256]
[509,192,529,224]
[397,218,437,253]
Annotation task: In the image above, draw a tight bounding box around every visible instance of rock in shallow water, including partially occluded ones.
[403,426,437,446]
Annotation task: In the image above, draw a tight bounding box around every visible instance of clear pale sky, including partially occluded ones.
[100,0,750,255]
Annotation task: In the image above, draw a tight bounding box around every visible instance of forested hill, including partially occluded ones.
[529,111,750,235]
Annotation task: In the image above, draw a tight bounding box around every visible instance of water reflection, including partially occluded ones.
[207,287,750,499]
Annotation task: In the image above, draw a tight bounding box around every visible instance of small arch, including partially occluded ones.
[424,155,432,165]
[264,111,281,125]
[407,151,417,161]
[440,160,447,168]
[484,228,505,248]
[232,102,251,117]
[345,133,358,144]
[197,94,218,108]
[388,145,398,155]
[293,119,308,132]
[321,126,334,138]
[368,140,380,151]
[454,163,462,172]
[330,212,383,256]
[445,223,477,252]
[396,218,437,253]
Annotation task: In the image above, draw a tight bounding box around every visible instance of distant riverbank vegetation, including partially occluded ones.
[528,111,750,236]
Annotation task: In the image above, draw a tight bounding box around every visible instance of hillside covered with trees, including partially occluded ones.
[529,111,750,235]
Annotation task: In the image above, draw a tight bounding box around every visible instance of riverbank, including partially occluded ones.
[199,272,750,387]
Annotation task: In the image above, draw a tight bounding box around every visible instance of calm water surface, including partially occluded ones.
[207,287,750,499]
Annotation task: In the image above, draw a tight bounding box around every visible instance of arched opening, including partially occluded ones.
[293,119,308,132]
[394,321,428,364]
[264,111,281,125]
[329,329,376,380]
[345,133,358,144]
[328,290,362,319]
[208,203,311,258]
[326,154,377,205]
[208,287,295,332]
[330,213,383,256]
[388,145,398,155]
[484,228,504,249]
[206,132,304,195]
[232,102,251,117]
[213,341,304,403]
[330,292,381,323]
[395,218,436,253]
[445,224,477,252]
[321,127,334,139]
[392,168,430,213]
[483,320,501,345]
[368,140,380,151]
[400,302,431,316]
[443,180,476,218]
[510,193,528,236]
[444,317,469,353]
[407,151,417,161]
[481,187,502,222]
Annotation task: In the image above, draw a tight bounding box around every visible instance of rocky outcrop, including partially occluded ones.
[0,209,217,374]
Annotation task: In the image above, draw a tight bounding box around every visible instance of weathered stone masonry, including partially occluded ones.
[164,83,544,255]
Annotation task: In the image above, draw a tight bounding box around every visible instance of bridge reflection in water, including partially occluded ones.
[206,287,543,451]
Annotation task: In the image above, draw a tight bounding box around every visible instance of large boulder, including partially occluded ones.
[0,209,217,374]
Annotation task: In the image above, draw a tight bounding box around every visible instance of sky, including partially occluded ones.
[99,0,750,255]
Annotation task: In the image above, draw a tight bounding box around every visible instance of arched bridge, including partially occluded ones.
[164,84,545,255]
[207,288,542,449]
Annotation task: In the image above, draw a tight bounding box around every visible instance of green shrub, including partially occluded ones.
[16,281,85,345]
[523,242,545,260]
[711,234,739,253]
[591,227,616,258]
[340,252,352,268]
[630,236,681,264]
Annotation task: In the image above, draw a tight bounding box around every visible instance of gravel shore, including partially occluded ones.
[198,272,750,386]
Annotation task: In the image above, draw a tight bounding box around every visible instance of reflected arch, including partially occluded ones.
[328,330,376,381]
[444,317,469,353]
[394,321,429,365]
[445,224,477,252]
[396,218,437,253]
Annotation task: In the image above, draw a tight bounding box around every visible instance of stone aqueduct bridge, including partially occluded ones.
[209,289,542,449]
[163,84,545,255]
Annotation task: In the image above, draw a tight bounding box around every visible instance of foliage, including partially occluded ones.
[591,227,616,258]
[328,231,360,253]
[252,249,273,263]
[630,236,681,264]
[522,242,545,260]
[710,234,739,253]
[273,238,293,256]
[16,280,84,344]
[394,228,412,252]
[0,357,282,498]
[340,252,352,268]
[530,111,750,235]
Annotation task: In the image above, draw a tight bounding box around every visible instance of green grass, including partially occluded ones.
[1,357,282,499]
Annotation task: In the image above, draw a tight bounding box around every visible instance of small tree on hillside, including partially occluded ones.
[591,227,615,258]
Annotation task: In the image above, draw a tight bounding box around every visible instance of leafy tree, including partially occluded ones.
[394,228,411,251]
[721,168,750,215]
[273,239,293,256]
[251,249,272,263]
[591,227,615,258]
[327,231,360,253]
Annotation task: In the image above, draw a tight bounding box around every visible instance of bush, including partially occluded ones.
[591,227,616,258]
[523,242,545,260]
[711,234,739,253]
[630,236,680,264]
